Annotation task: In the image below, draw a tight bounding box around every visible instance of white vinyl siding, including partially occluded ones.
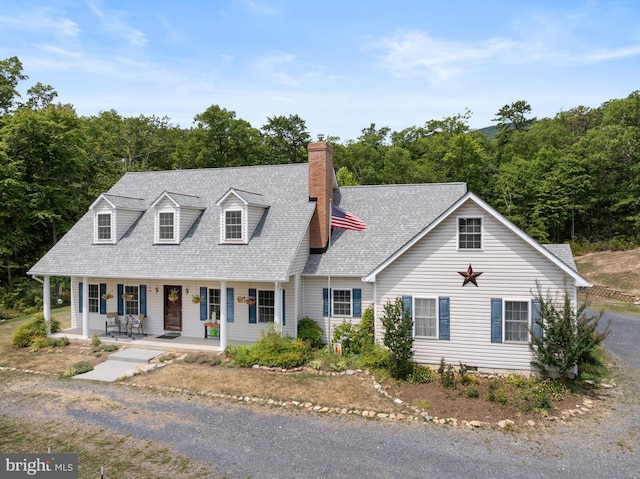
[375,200,577,373]
[414,298,437,338]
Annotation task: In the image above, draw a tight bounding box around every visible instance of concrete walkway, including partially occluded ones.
[73,348,165,382]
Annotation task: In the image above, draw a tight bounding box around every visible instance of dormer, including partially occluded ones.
[215,188,269,244]
[89,194,146,244]
[150,191,206,244]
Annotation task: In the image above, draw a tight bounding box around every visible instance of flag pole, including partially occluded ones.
[327,199,332,353]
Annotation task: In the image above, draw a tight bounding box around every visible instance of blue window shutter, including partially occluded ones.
[491,298,503,343]
[439,296,450,340]
[353,289,362,318]
[248,288,257,324]
[139,285,147,315]
[323,288,329,316]
[282,290,286,326]
[401,295,412,319]
[117,284,124,315]
[79,282,83,313]
[200,287,208,321]
[531,299,543,343]
[226,288,234,322]
[99,283,106,314]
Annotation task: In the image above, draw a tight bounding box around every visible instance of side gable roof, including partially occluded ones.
[361,191,591,287]
[29,163,314,282]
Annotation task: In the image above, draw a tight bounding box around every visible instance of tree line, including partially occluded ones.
[1,55,639,301]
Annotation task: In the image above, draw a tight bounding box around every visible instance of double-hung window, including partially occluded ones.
[414,298,437,338]
[158,212,175,241]
[97,213,112,242]
[504,300,529,342]
[208,288,221,322]
[225,210,242,241]
[258,290,274,323]
[124,285,139,315]
[88,284,99,313]
[333,290,352,316]
[458,217,482,249]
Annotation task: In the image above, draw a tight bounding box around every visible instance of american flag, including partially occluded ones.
[331,204,366,231]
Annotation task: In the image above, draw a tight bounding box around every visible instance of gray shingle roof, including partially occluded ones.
[542,244,579,271]
[29,164,315,281]
[152,191,207,209]
[303,182,468,276]
[99,194,146,210]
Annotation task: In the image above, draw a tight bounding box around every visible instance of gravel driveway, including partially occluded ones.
[1,310,639,479]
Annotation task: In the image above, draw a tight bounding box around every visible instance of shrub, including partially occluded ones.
[297,317,323,349]
[91,334,102,348]
[226,327,312,369]
[409,365,433,384]
[437,358,456,389]
[12,313,61,348]
[381,297,414,380]
[63,361,93,377]
[332,321,360,354]
[357,344,391,370]
[530,285,610,383]
[466,386,479,398]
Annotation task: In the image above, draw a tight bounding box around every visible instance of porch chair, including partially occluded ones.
[105,312,120,337]
[127,314,146,337]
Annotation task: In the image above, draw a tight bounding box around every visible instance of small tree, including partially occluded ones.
[530,286,609,382]
[381,297,414,380]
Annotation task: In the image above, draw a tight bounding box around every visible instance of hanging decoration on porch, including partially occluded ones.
[122,293,134,301]
[237,295,256,305]
[458,263,483,287]
[168,288,179,302]
[101,292,114,300]
[191,294,202,304]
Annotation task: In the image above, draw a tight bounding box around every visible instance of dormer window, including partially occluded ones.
[96,213,113,242]
[158,212,175,241]
[225,210,242,241]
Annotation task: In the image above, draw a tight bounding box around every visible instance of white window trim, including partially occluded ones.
[257,289,275,323]
[155,209,179,244]
[332,289,353,317]
[221,207,246,244]
[208,288,221,322]
[502,298,530,343]
[413,296,438,339]
[124,285,140,316]
[95,211,115,244]
[456,215,483,251]
[88,283,100,313]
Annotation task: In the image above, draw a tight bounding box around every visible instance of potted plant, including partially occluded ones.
[102,293,113,300]
[191,295,201,304]
[245,296,256,305]
[168,288,179,302]
[122,293,134,301]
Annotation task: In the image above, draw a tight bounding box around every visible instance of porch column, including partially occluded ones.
[82,277,90,339]
[274,281,282,334]
[220,281,227,350]
[294,274,300,338]
[43,275,51,329]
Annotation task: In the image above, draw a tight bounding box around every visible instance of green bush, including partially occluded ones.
[466,386,479,398]
[226,327,312,369]
[12,313,61,348]
[357,344,390,370]
[297,317,323,349]
[332,321,359,354]
[408,365,433,384]
[381,298,414,380]
[63,361,93,377]
[437,358,456,389]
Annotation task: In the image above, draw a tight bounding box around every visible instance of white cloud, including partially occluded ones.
[0,8,80,37]
[254,52,300,87]
[88,2,147,47]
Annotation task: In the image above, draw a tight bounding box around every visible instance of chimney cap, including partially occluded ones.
[317,134,324,142]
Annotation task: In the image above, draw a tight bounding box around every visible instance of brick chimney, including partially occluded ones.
[308,140,334,253]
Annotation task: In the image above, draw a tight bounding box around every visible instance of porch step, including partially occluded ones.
[107,348,164,364]
[73,348,165,383]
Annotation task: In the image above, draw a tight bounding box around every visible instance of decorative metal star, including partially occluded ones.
[458,263,483,287]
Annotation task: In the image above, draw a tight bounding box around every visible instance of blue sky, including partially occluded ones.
[1,0,639,141]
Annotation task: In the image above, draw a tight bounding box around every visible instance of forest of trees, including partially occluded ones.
[1,55,639,309]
